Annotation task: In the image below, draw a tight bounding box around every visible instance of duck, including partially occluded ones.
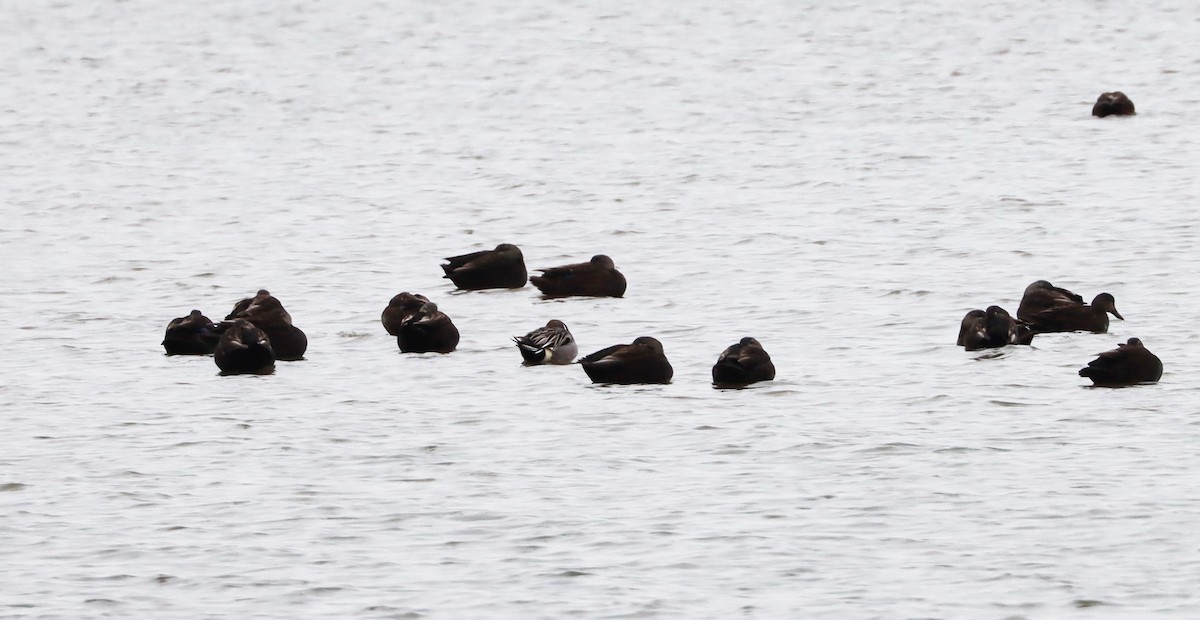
[1079,338,1162,386]
[382,292,431,336]
[225,290,265,320]
[529,254,626,298]
[1092,91,1135,117]
[513,319,578,365]
[441,243,527,290]
[162,309,222,355]
[1016,280,1084,320]
[579,336,672,384]
[712,337,776,387]
[396,300,459,354]
[214,319,275,375]
[225,290,307,360]
[958,306,1033,350]
[956,309,987,347]
[1017,281,1123,333]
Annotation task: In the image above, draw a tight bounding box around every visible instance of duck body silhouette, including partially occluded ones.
[712,337,776,387]
[396,300,459,354]
[530,255,626,298]
[958,306,1033,350]
[441,243,527,290]
[382,292,431,336]
[162,310,222,355]
[1017,281,1122,333]
[225,290,307,360]
[1016,280,1084,319]
[1079,338,1162,386]
[579,336,672,384]
[1092,91,1135,117]
[214,319,275,375]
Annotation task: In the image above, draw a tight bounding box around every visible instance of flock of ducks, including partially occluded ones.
[163,92,1142,388]
[161,244,775,388]
[958,280,1162,387]
[951,93,1160,388]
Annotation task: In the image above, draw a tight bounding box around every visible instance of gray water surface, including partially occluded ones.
[3,1,1200,617]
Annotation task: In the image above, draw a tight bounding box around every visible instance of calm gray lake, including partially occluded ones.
[3,0,1199,617]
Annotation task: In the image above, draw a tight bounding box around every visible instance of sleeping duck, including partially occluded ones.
[513,319,577,365]
[214,319,275,375]
[162,309,222,355]
[712,337,776,387]
[441,243,527,290]
[1079,338,1162,387]
[226,290,307,360]
[958,305,1034,350]
[579,336,672,384]
[530,254,626,298]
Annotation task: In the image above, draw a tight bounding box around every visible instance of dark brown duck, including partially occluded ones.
[441,243,527,290]
[1092,91,1135,117]
[957,306,1033,351]
[225,290,308,360]
[579,336,672,384]
[1079,338,1162,387]
[1016,280,1084,320]
[712,337,776,387]
[396,300,459,354]
[1018,282,1123,334]
[214,318,275,375]
[530,254,626,298]
[162,309,222,355]
[381,292,431,336]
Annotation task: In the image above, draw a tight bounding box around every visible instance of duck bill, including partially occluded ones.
[1111,308,1124,320]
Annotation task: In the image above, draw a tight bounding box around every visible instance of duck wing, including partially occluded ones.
[578,343,628,365]
[442,249,494,273]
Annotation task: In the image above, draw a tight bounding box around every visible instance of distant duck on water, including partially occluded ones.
[957,306,1034,351]
[384,294,459,354]
[1016,280,1122,334]
[711,337,775,387]
[530,255,626,298]
[214,319,275,375]
[1092,91,1135,117]
[1079,338,1162,387]
[382,292,431,336]
[579,336,673,384]
[513,319,577,365]
[162,309,222,355]
[441,243,527,290]
[225,290,308,360]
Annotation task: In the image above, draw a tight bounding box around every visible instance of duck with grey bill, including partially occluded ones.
[530,254,627,298]
[957,306,1034,351]
[514,319,577,365]
[1079,338,1162,387]
[441,243,527,290]
[712,337,776,387]
[214,319,275,375]
[579,336,672,384]
[1016,280,1122,334]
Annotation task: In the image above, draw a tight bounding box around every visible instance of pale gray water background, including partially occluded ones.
[2,0,1199,617]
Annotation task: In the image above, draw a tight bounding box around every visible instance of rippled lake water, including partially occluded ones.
[4,0,1200,617]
